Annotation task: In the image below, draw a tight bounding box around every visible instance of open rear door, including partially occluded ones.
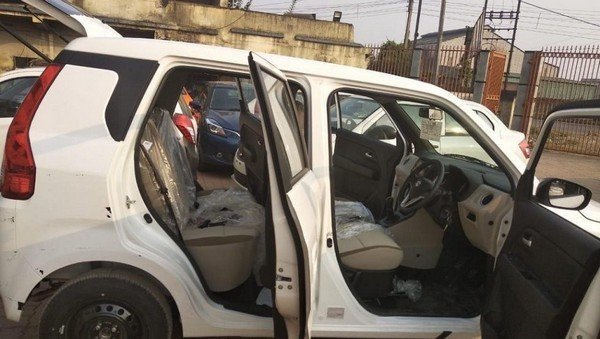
[482,103,600,338]
[23,0,121,37]
[248,52,320,339]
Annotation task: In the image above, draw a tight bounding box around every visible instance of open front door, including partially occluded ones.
[248,52,320,339]
[482,103,600,338]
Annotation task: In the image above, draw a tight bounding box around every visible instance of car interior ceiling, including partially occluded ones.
[136,68,273,317]
[331,91,498,318]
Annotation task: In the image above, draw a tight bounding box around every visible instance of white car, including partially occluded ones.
[0,67,45,153]
[1,1,599,339]
[464,100,530,162]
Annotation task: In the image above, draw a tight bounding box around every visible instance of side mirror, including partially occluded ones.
[418,107,443,120]
[536,178,592,210]
[189,100,202,112]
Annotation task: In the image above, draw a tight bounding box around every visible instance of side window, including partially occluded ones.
[329,92,399,144]
[260,71,306,178]
[444,114,469,136]
[0,77,38,118]
[534,116,599,209]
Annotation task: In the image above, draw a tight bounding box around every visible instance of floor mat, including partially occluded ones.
[364,279,482,317]
[212,275,272,316]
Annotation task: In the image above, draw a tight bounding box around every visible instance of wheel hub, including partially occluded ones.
[71,302,141,339]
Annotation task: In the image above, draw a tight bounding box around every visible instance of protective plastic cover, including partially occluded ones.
[391,277,422,302]
[189,189,264,231]
[334,200,375,226]
[336,220,392,240]
[140,108,196,228]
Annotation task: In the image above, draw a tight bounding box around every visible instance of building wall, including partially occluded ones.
[0,16,77,72]
[80,0,370,66]
[0,0,368,71]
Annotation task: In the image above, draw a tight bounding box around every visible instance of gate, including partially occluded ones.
[482,51,506,112]
[524,45,600,156]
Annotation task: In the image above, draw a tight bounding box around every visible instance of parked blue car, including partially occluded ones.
[197,82,242,169]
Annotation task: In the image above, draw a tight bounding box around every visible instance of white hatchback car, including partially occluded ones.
[1,1,599,339]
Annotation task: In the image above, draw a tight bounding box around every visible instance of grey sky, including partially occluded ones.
[249,0,600,50]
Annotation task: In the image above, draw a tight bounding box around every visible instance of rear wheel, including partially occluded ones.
[39,268,172,339]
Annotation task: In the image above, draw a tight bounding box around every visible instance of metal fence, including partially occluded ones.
[366,43,480,100]
[365,43,413,77]
[525,45,600,156]
[419,45,479,100]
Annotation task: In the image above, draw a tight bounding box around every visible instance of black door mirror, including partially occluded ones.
[536,178,592,210]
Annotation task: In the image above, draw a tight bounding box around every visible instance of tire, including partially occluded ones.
[39,268,172,339]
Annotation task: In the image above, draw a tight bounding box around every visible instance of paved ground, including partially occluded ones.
[536,150,600,199]
[0,152,597,338]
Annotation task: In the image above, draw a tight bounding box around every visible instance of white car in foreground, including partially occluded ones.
[0,1,598,338]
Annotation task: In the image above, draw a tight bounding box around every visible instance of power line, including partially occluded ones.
[521,1,600,28]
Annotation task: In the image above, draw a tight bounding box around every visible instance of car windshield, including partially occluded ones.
[398,101,498,168]
[210,87,241,111]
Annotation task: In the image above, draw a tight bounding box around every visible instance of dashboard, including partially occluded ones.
[393,153,514,256]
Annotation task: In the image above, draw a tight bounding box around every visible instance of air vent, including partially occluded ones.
[481,194,494,206]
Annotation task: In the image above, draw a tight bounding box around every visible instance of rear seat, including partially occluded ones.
[184,189,264,292]
[140,108,264,293]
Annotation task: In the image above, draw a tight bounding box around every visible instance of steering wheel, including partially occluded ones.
[395,159,445,214]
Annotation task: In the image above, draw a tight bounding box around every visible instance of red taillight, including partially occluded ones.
[173,113,196,145]
[1,63,63,199]
[518,138,531,159]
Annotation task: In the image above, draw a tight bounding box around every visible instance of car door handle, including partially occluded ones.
[365,151,374,159]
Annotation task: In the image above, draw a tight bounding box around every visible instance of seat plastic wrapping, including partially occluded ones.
[140,108,196,229]
[336,220,392,240]
[334,200,375,226]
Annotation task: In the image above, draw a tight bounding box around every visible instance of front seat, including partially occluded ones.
[334,201,403,301]
[336,221,403,271]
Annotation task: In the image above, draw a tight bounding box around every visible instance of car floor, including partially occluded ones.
[362,245,487,318]
[364,278,483,317]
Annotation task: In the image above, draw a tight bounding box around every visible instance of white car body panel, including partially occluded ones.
[0,35,596,338]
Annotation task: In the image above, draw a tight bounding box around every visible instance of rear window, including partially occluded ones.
[210,87,241,111]
[0,77,38,117]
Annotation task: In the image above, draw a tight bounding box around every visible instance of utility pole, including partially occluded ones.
[412,0,423,43]
[433,0,446,85]
[504,0,522,90]
[403,0,414,46]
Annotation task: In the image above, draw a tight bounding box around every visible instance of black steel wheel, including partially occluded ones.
[39,268,172,339]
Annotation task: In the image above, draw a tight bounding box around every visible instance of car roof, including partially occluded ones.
[63,38,453,100]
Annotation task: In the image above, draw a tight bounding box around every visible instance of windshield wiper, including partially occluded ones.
[443,153,498,169]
